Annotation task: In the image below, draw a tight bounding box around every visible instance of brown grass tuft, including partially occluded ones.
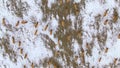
[16,21,20,26]
[105,48,108,53]
[34,22,39,28]
[103,9,108,17]
[2,18,6,26]
[44,24,48,31]
[12,36,15,44]
[34,30,38,35]
[21,20,28,24]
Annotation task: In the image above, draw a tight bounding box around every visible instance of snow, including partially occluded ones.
[47,0,55,8]
[0,0,53,67]
[67,14,76,29]
[74,0,81,3]
[49,15,59,32]
[82,0,120,67]
[72,40,80,54]
[0,0,120,67]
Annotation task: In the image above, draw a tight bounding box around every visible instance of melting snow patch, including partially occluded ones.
[48,0,55,8]
[74,0,80,3]
[50,15,58,32]
[25,38,53,62]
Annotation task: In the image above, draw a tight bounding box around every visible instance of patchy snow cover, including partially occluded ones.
[0,0,53,68]
[82,0,120,67]
[47,0,56,8]
[74,0,81,3]
[0,0,120,68]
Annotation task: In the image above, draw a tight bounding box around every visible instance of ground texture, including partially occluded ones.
[0,0,120,68]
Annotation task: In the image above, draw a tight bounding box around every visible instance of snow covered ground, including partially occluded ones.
[0,0,120,68]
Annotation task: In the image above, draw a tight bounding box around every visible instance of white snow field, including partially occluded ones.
[0,0,120,68]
